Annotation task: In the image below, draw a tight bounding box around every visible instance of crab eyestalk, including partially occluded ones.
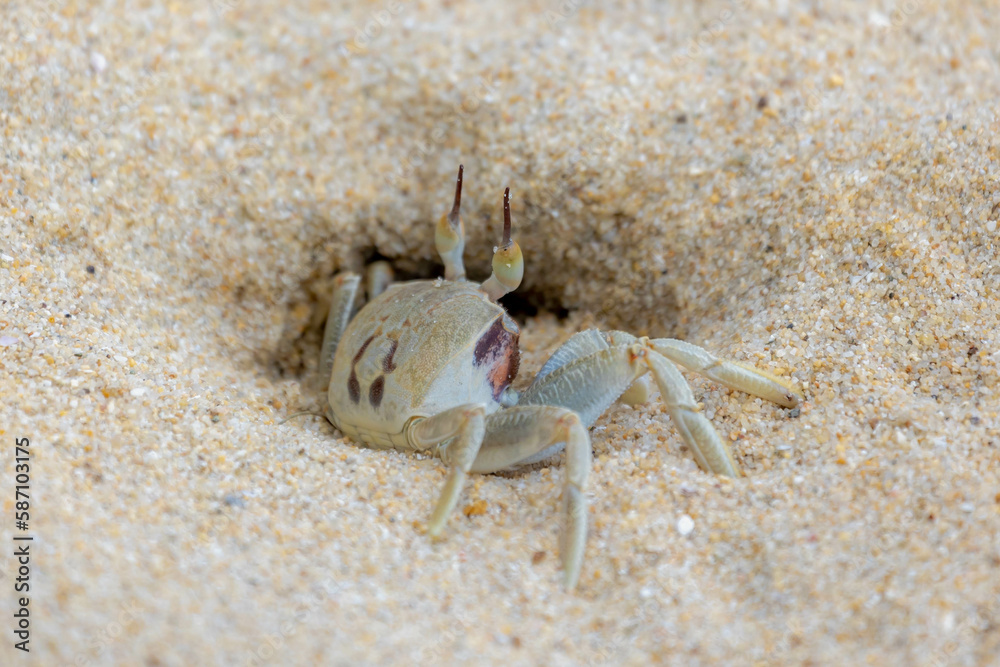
[435,164,467,281]
[481,187,523,302]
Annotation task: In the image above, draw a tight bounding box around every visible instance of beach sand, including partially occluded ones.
[1,1,999,664]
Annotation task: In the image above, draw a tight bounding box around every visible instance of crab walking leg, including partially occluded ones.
[642,350,740,476]
[317,272,361,391]
[520,344,644,428]
[597,333,653,405]
[407,404,487,537]
[470,406,591,590]
[520,338,742,475]
[364,261,395,301]
[650,339,802,408]
[535,329,609,381]
[617,375,653,406]
[533,329,653,408]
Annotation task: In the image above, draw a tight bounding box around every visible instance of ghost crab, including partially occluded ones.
[308,165,801,590]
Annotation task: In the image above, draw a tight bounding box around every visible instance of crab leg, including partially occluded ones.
[535,329,652,406]
[317,272,361,392]
[364,261,395,301]
[519,343,644,428]
[523,340,740,474]
[522,330,801,471]
[649,338,801,408]
[470,406,591,590]
[535,329,608,381]
[407,404,487,537]
[617,375,653,406]
[641,349,740,475]
[521,335,787,477]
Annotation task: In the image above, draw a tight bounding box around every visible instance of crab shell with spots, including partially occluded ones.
[328,280,521,449]
[306,168,802,591]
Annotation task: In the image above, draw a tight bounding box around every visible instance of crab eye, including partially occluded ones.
[481,187,523,301]
[436,164,463,250]
[491,239,523,290]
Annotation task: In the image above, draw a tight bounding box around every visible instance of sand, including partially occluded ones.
[2,0,999,664]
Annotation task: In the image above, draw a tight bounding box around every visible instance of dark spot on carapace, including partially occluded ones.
[347,335,374,404]
[474,318,506,365]
[353,335,375,364]
[369,375,385,407]
[382,339,399,373]
[348,370,361,403]
[473,317,520,401]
